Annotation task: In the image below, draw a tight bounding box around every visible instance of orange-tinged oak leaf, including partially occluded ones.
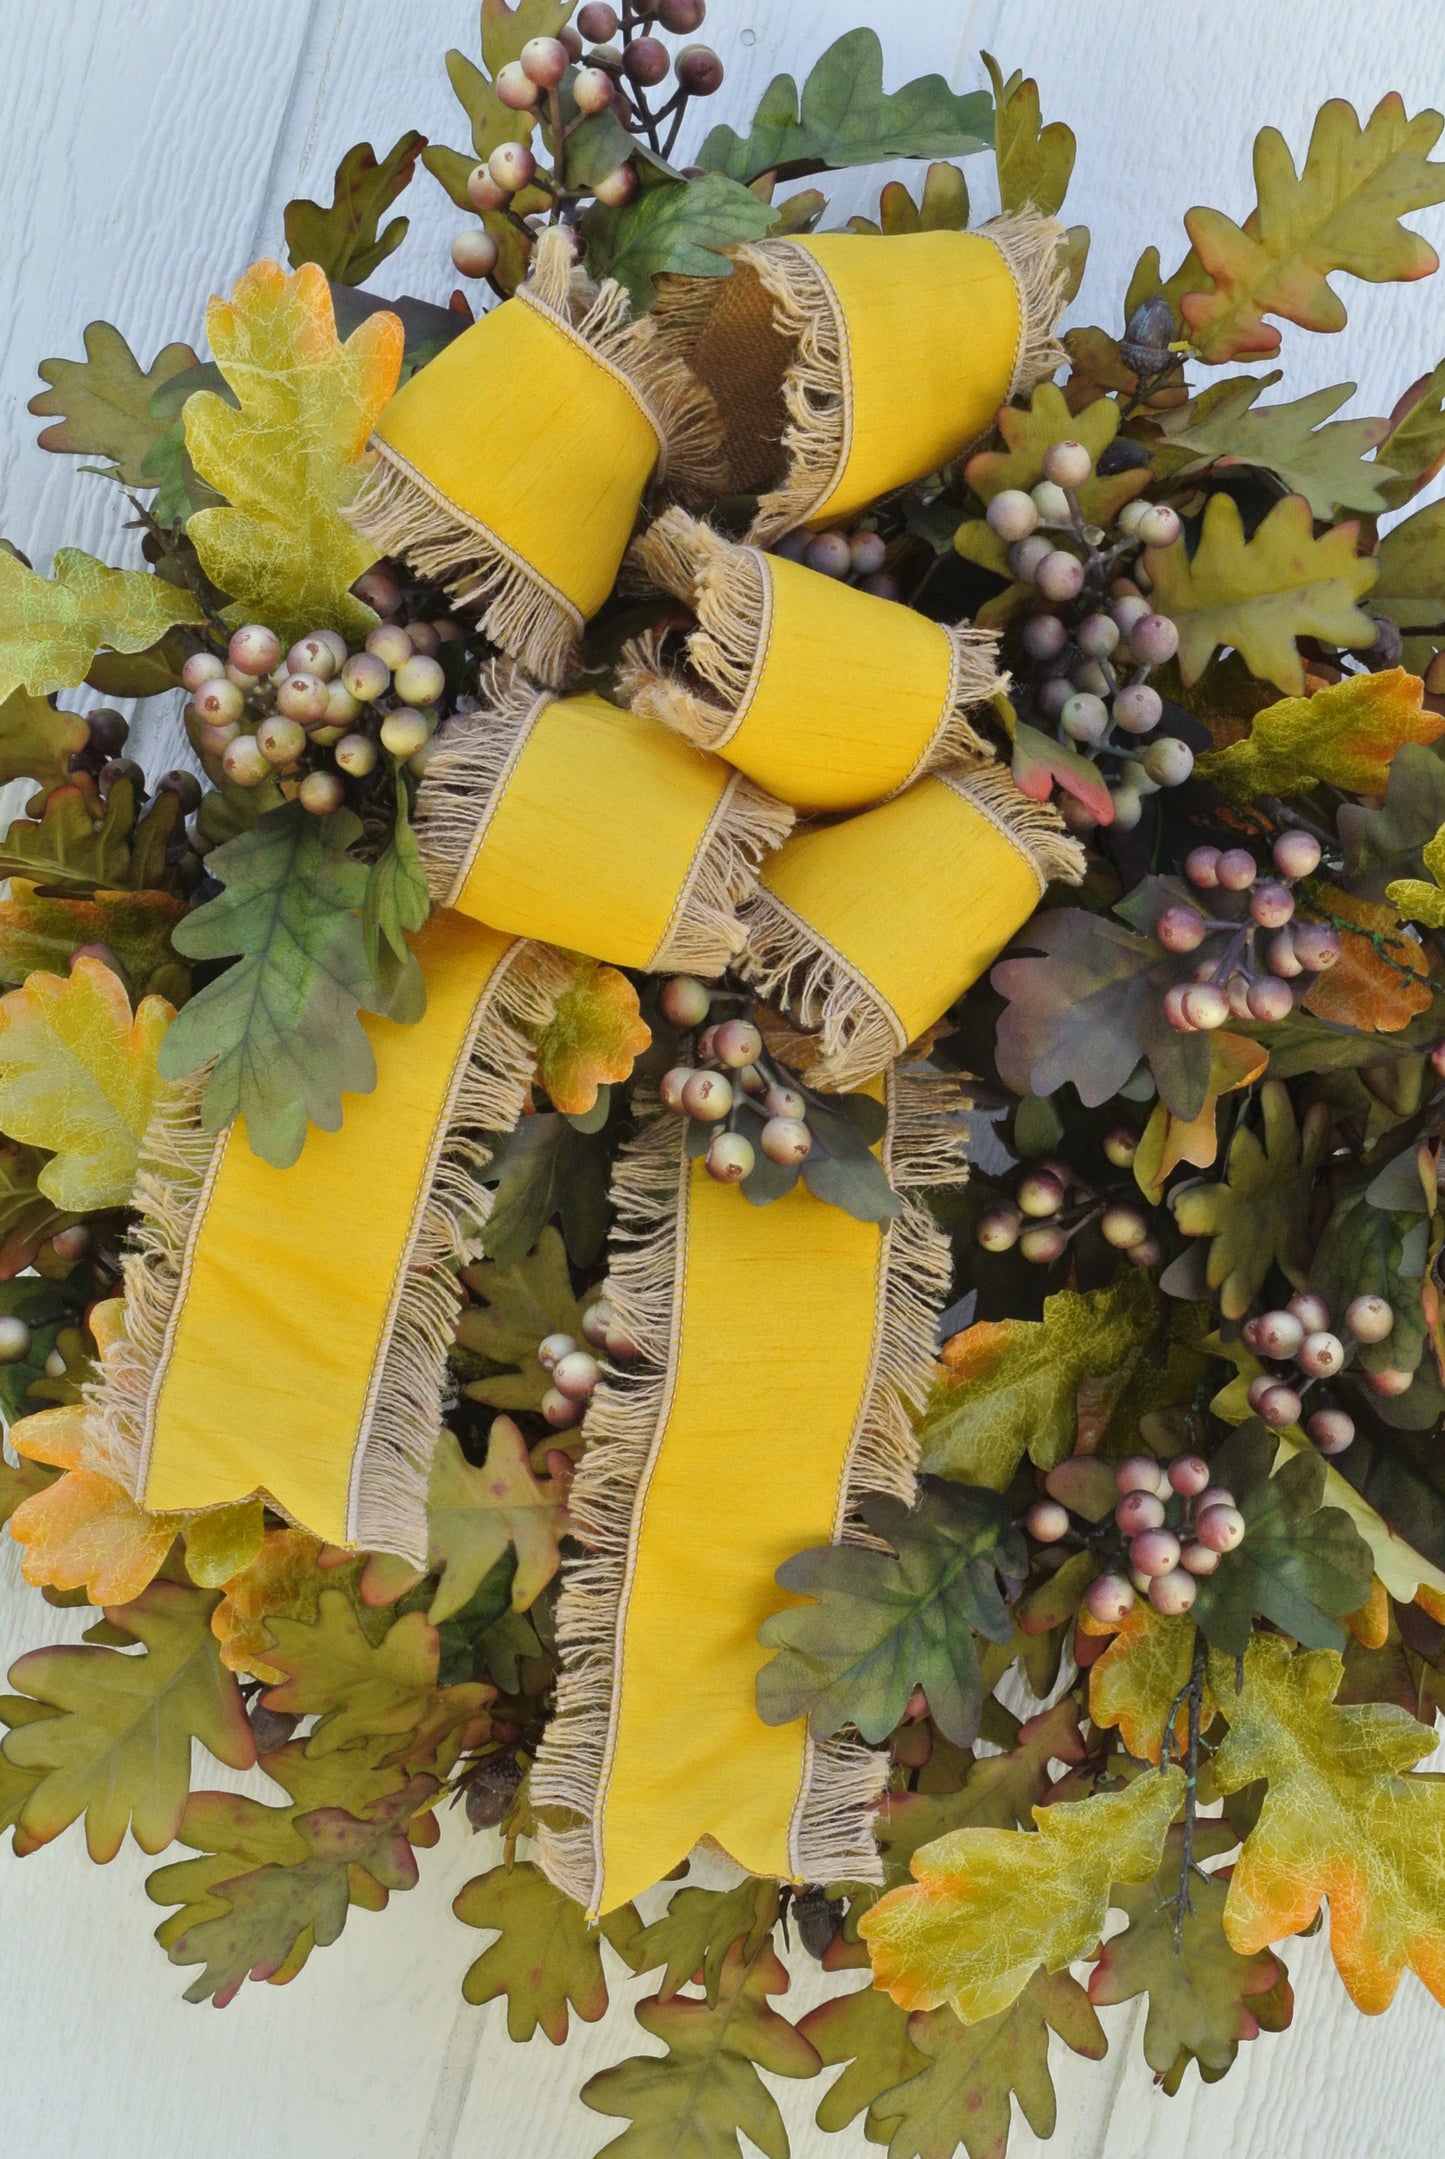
[534,957,651,1116]
[1299,885,1432,1033]
[185,260,402,642]
[0,957,175,1209]
[1144,492,1377,694]
[859,1765,1185,2022]
[8,1459,178,1607]
[1134,1028,1266,1203]
[1210,1632,1445,2012]
[0,879,185,993]
[1197,667,1445,801]
[1180,95,1445,364]
[1081,1602,1216,1765]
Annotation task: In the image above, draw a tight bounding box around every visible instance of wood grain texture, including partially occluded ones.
[5,4,1445,2154]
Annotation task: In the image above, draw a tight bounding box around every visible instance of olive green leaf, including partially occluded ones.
[1376,358,1445,509]
[847,160,970,236]
[866,1970,1107,2157]
[1311,1183,1428,1378]
[284,134,426,287]
[964,382,1149,528]
[2,1579,254,1860]
[0,549,201,704]
[756,1482,1024,1747]
[1180,94,1445,363]
[1144,491,1378,694]
[477,1110,612,1270]
[0,689,89,794]
[456,1860,638,2043]
[1386,822,1445,927]
[257,1590,492,1760]
[581,174,778,313]
[0,880,184,995]
[697,29,992,184]
[159,804,402,1167]
[981,53,1075,218]
[0,775,175,898]
[630,1879,781,2007]
[799,1977,928,2142]
[1196,666,1445,803]
[1157,376,1394,518]
[1170,1080,1329,1319]
[455,1225,589,1412]
[29,322,200,486]
[423,1421,569,1625]
[1189,1421,1373,1655]
[1373,497,1445,674]
[581,1940,821,2158]
[1339,742,1445,874]
[361,785,429,1003]
[919,1270,1158,1490]
[1087,1825,1290,2090]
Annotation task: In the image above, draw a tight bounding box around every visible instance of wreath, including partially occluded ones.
[4,9,1445,2154]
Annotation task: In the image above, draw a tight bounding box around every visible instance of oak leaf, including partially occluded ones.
[581,1940,820,2159]
[184,260,402,641]
[0,691,89,795]
[1197,667,1445,802]
[756,1482,1022,1747]
[1157,376,1394,518]
[1133,1028,1267,1203]
[799,1977,927,2142]
[1377,359,1445,511]
[535,958,650,1116]
[1387,820,1445,928]
[1143,492,1377,694]
[456,1224,590,1412]
[284,134,425,287]
[1082,1603,1215,1765]
[859,1765,1185,2022]
[1366,498,1445,674]
[29,321,199,486]
[1170,1080,1328,1318]
[630,1879,782,2006]
[259,1589,492,1760]
[0,957,174,1209]
[1210,1632,1445,2011]
[982,54,1076,220]
[1088,1824,1290,2089]
[424,1420,569,1625]
[2,1577,254,1859]
[0,548,201,704]
[211,1526,326,1682]
[0,880,184,994]
[456,1860,634,2043]
[919,1270,1157,1489]
[963,383,1148,529]
[1299,885,1432,1033]
[1180,95,1445,363]
[7,1402,177,1605]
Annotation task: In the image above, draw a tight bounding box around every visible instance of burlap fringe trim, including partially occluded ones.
[533,1071,969,1913]
[983,210,1071,401]
[622,504,999,786]
[739,762,1083,1091]
[348,227,724,688]
[84,941,570,1567]
[414,662,793,976]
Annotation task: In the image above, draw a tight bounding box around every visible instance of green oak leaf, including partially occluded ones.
[982,54,1075,218]
[755,1481,1024,1747]
[476,1111,611,1269]
[0,689,89,794]
[284,134,425,286]
[456,1859,638,2043]
[1311,1183,1427,1379]
[1377,357,1445,510]
[629,1879,782,2007]
[1157,376,1394,519]
[1189,1421,1373,1655]
[455,1225,589,1412]
[361,785,429,1001]
[1338,741,1445,874]
[1170,1081,1328,1319]
[1387,819,1445,927]
[0,549,201,703]
[1373,497,1445,674]
[29,322,200,487]
[918,1269,1158,1490]
[698,29,992,184]
[581,174,778,313]
[158,804,404,1166]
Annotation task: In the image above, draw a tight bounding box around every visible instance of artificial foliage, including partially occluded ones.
[4,10,1445,2157]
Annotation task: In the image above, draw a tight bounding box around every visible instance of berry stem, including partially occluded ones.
[660,89,691,160]
[1167,1629,1207,1952]
[548,85,569,191]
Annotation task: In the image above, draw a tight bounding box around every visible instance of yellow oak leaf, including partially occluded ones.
[1081,1603,1216,1765]
[1197,668,1445,802]
[534,958,652,1116]
[1171,1081,1329,1319]
[1299,886,1432,1033]
[0,547,201,704]
[425,1419,569,1625]
[1346,1574,1391,1650]
[212,1527,327,1681]
[0,957,174,1209]
[1134,1028,1267,1203]
[1387,820,1445,928]
[179,1502,266,1590]
[8,1404,177,1605]
[859,1766,1184,2023]
[963,382,1148,528]
[1143,492,1377,694]
[1180,95,1445,364]
[1210,1633,1445,2012]
[185,260,403,642]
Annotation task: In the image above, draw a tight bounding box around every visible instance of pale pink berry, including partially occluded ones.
[1249,879,1295,928]
[194,676,245,726]
[1128,1234,1163,1268]
[467,163,509,210]
[1036,550,1086,603]
[1043,439,1093,489]
[1142,735,1194,787]
[761,1116,811,1166]
[1365,1366,1414,1397]
[496,59,542,108]
[1103,1126,1137,1168]
[537,1331,577,1372]
[987,489,1039,543]
[681,1071,732,1121]
[1130,1528,1182,1578]
[1184,845,1221,889]
[1216,848,1258,891]
[1180,983,1229,1031]
[256,715,306,766]
[520,34,570,86]
[1168,1454,1211,1498]
[714,1019,763,1068]
[660,976,710,1028]
[489,142,536,194]
[1085,1571,1136,1624]
[1287,1292,1330,1334]
[1196,1504,1245,1553]
[1101,1204,1150,1251]
[1077,612,1120,658]
[1273,829,1322,879]
[354,565,402,613]
[765,1084,806,1120]
[541,1386,583,1429]
[1266,928,1302,977]
[341,651,390,702]
[227,625,282,676]
[1019,1224,1067,1263]
[1431,1040,1445,1079]
[1308,1407,1355,1455]
[1163,983,1197,1033]
[275,673,329,724]
[706,1131,755,1183]
[573,65,615,113]
[394,654,445,706]
[1021,610,1066,659]
[1138,504,1182,549]
[976,1202,1023,1252]
[287,635,338,681]
[182,651,226,692]
[453,228,500,279]
[1009,534,1053,581]
[594,162,639,207]
[1130,612,1179,665]
[1116,1490,1165,1535]
[554,1349,602,1400]
[335,733,377,778]
[366,622,413,670]
[222,734,269,788]
[1017,1169,1065,1217]
[1255,1308,1304,1358]
[1258,1383,1302,1427]
[1345,1295,1395,1343]
[1026,1499,1071,1543]
[1247,1375,1277,1411]
[1156,903,1207,952]
[1111,592,1151,635]
[1291,921,1342,971]
[1247,975,1294,1021]
[1299,1331,1344,1378]
[1149,1567,1197,1614]
[1180,1541,1220,1575]
[805,532,853,578]
[582,1302,613,1349]
[1197,1486,1235,1514]
[298,770,344,814]
[849,531,887,576]
[1115,1455,1165,1496]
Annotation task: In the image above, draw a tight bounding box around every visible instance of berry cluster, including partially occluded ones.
[990,437,1192,831]
[1029,1452,1246,1620]
[657,975,815,1187]
[1243,1289,1403,1451]
[772,525,899,601]
[451,5,725,281]
[182,568,458,814]
[1157,831,1342,1032]
[975,1129,1156,1268]
[535,1296,637,1429]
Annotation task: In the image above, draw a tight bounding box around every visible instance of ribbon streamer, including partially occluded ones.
[86,911,568,1562]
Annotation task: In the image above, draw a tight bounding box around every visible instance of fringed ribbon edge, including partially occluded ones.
[413,662,793,978]
[982,210,1071,402]
[621,503,1001,789]
[348,227,724,688]
[83,938,571,1567]
[533,1069,970,1913]
[739,763,1084,1091]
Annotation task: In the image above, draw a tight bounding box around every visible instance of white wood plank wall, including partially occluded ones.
[3,4,1445,2154]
